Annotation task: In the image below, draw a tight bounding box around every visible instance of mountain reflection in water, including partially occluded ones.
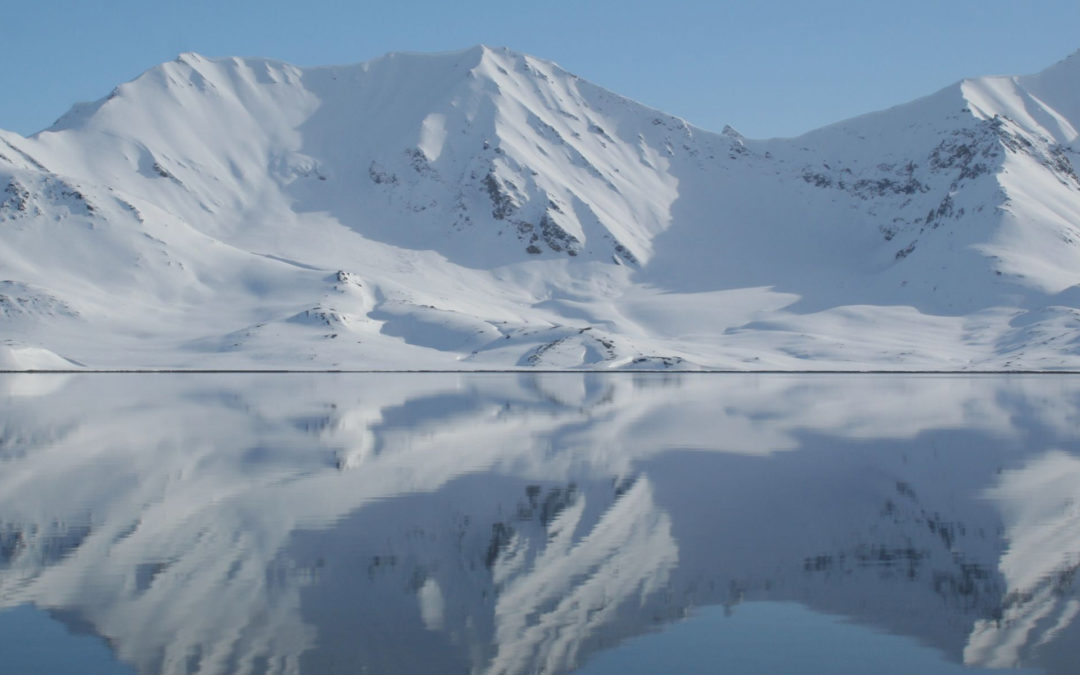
[1,373,1079,674]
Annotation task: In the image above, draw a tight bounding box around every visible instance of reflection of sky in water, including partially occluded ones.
[3,601,1046,675]
[579,603,1044,674]
[0,373,1079,674]
[0,604,137,675]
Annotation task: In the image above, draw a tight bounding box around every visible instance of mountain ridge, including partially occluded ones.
[1,46,1079,370]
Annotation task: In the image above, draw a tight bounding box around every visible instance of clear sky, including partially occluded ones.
[3,0,1080,139]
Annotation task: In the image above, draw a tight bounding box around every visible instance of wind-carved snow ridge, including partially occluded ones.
[298,46,681,266]
[2,46,1080,369]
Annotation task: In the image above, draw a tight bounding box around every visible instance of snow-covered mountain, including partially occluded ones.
[2,46,1080,370]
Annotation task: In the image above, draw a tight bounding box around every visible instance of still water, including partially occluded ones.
[1,373,1078,674]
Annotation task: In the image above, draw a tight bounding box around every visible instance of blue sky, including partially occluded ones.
[4,0,1080,139]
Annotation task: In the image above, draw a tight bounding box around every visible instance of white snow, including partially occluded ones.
[2,45,1080,370]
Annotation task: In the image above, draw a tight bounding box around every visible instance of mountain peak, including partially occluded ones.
[175,51,209,64]
[4,47,1080,370]
[956,47,1080,145]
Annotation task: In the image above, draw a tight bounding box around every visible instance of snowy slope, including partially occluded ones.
[2,46,1080,370]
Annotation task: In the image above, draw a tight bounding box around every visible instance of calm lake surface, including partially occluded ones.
[1,373,1078,674]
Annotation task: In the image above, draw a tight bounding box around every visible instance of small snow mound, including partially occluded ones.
[619,356,699,371]
[287,306,356,328]
[0,344,81,371]
[518,327,623,368]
